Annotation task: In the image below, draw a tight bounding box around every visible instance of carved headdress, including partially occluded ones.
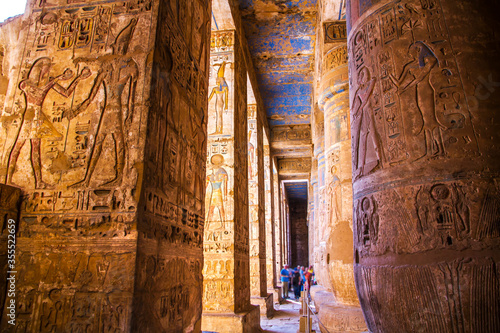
[217,62,226,78]
[112,18,137,55]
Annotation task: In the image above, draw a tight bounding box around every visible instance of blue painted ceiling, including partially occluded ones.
[238,0,318,127]
[284,181,309,201]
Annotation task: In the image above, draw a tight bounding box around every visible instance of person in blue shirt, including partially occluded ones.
[280,265,291,299]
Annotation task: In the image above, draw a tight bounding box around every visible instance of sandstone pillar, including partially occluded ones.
[348,0,500,331]
[312,27,367,331]
[248,104,272,317]
[202,29,260,333]
[272,159,283,292]
[318,43,358,305]
[312,105,326,273]
[0,0,210,331]
[264,138,280,305]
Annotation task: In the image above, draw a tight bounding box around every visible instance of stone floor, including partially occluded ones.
[261,299,321,333]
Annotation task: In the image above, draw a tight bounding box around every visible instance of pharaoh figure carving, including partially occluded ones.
[327,164,341,224]
[389,41,446,159]
[206,154,228,229]
[208,62,228,135]
[352,67,384,178]
[65,18,139,188]
[4,58,90,189]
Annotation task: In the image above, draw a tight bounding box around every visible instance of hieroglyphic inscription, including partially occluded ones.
[324,21,347,43]
[349,0,478,179]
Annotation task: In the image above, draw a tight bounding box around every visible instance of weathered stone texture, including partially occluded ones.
[348,0,500,331]
[0,0,210,331]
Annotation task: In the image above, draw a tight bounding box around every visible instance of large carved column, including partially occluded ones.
[312,25,368,331]
[319,42,357,305]
[202,30,260,333]
[0,0,210,331]
[348,0,500,332]
[248,104,273,317]
[312,105,326,274]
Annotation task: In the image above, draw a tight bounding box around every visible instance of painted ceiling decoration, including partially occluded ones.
[238,0,318,127]
[209,0,345,202]
[284,181,309,201]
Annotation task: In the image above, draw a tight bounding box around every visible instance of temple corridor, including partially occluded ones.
[0,0,499,332]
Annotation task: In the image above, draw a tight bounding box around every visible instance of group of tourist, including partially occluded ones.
[280,264,315,300]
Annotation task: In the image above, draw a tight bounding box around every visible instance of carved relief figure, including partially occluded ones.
[206,154,228,229]
[389,41,446,160]
[208,62,228,134]
[4,57,90,188]
[416,183,470,242]
[352,67,385,178]
[65,18,139,187]
[356,196,379,247]
[327,165,341,224]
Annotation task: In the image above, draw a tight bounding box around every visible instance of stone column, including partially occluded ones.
[272,159,283,294]
[0,0,211,331]
[312,105,326,275]
[348,0,500,331]
[264,139,280,304]
[311,28,367,332]
[319,42,358,305]
[310,159,319,268]
[248,104,273,317]
[202,29,260,333]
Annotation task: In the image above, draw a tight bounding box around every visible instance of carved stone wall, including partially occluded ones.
[289,200,309,267]
[0,0,210,331]
[348,0,500,332]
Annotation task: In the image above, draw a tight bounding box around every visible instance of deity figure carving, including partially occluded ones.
[352,67,385,178]
[356,196,379,247]
[208,62,228,135]
[327,165,341,224]
[4,57,90,189]
[389,41,446,160]
[65,18,139,188]
[206,154,228,229]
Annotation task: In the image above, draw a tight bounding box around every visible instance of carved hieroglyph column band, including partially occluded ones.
[348,0,500,331]
[318,43,358,305]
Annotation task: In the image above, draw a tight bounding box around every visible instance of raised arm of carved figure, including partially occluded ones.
[64,70,105,120]
[53,67,91,98]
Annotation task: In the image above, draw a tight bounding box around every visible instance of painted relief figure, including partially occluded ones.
[206,154,228,229]
[327,165,341,224]
[4,57,90,188]
[389,41,446,160]
[65,19,139,188]
[352,67,385,178]
[208,62,228,134]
